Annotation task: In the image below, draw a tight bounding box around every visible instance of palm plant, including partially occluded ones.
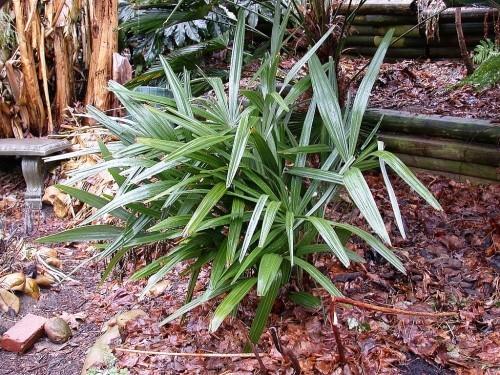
[120,0,275,82]
[39,9,441,343]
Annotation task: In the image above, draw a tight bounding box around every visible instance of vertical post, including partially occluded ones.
[21,156,44,233]
[455,8,474,75]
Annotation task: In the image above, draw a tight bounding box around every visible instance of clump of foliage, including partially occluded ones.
[461,53,500,90]
[0,9,16,62]
[39,10,441,343]
[457,39,500,90]
[120,0,273,74]
[472,39,499,65]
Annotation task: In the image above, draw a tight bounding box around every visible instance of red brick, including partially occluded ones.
[1,313,47,353]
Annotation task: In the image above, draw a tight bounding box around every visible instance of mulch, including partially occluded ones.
[82,172,499,375]
[343,57,500,122]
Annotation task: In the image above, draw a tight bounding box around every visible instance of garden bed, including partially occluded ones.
[343,57,500,122]
[0,166,498,374]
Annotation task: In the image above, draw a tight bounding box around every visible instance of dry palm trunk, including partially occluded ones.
[52,0,75,127]
[85,0,118,112]
[112,52,132,117]
[0,102,14,138]
[12,0,46,136]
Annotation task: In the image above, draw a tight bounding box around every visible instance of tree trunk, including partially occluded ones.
[455,8,475,75]
[85,0,118,112]
[12,0,46,136]
[53,0,74,127]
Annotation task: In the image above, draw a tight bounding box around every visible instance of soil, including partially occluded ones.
[0,162,498,374]
[0,165,100,375]
[275,55,500,122]
[345,57,500,122]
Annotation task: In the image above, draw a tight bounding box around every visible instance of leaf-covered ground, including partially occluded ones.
[1,166,497,374]
[277,56,500,122]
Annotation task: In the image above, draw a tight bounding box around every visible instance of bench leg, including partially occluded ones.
[21,156,44,233]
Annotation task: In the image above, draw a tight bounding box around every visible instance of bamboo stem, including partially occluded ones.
[332,296,458,317]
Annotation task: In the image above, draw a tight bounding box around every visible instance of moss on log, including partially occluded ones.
[396,153,499,181]
[350,24,421,37]
[363,109,500,144]
[353,15,416,25]
[345,35,482,48]
[347,36,426,48]
[379,133,500,165]
[339,0,417,15]
[346,46,467,58]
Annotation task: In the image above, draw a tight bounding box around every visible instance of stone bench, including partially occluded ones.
[0,138,70,232]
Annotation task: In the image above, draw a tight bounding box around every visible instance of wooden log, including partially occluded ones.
[350,23,492,37]
[339,0,417,15]
[395,153,499,181]
[432,6,498,20]
[345,46,425,57]
[85,0,118,112]
[350,22,493,37]
[345,35,482,48]
[347,36,427,48]
[350,24,421,37]
[345,46,467,58]
[354,7,497,25]
[379,133,500,165]
[353,15,416,25]
[407,167,498,184]
[363,109,500,144]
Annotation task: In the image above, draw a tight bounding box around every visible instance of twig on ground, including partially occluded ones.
[270,327,301,375]
[114,347,257,358]
[245,333,268,374]
[329,301,346,365]
[332,296,458,317]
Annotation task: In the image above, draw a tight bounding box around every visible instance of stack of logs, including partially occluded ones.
[345,1,498,58]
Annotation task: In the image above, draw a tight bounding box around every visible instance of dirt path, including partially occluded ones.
[0,167,100,375]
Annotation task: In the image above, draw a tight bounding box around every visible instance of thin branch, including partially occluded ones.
[329,301,346,365]
[270,327,302,375]
[332,296,458,318]
[114,347,257,358]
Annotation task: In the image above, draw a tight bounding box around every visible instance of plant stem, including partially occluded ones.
[332,296,458,317]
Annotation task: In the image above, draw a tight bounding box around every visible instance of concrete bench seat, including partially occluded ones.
[0,138,70,232]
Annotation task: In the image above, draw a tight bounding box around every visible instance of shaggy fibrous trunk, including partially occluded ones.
[53,0,75,128]
[12,0,46,136]
[85,0,118,112]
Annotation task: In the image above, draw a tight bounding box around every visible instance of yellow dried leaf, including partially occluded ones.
[23,278,41,300]
[145,279,170,298]
[45,257,62,268]
[37,246,58,258]
[0,288,20,314]
[0,272,26,291]
[35,274,56,287]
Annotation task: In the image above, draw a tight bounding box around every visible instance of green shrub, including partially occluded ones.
[472,39,499,65]
[39,11,441,343]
